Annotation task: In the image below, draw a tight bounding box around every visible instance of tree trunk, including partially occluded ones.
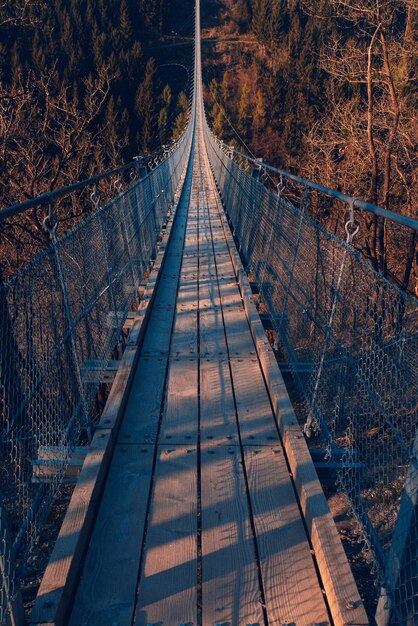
[366,26,381,272]
[379,29,401,277]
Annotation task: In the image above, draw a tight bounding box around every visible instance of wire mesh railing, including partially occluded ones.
[0,123,192,625]
[205,125,418,626]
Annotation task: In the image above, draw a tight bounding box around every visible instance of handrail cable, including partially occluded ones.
[220,142,418,232]
[0,131,191,223]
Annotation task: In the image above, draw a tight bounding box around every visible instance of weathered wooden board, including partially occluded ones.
[183,243,199,255]
[214,253,235,271]
[218,280,243,308]
[230,357,278,444]
[160,357,199,444]
[200,446,264,626]
[171,309,198,356]
[198,276,221,309]
[69,445,154,626]
[180,255,198,274]
[118,356,167,444]
[198,250,217,269]
[200,359,239,445]
[243,446,330,625]
[176,281,199,311]
[139,307,175,355]
[222,307,257,357]
[134,446,198,626]
[150,276,179,306]
[199,308,228,357]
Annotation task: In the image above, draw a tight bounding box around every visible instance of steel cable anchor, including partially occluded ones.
[42,195,59,242]
[345,198,360,244]
[90,184,101,211]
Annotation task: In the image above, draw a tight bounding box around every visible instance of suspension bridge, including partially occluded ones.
[1,2,417,625]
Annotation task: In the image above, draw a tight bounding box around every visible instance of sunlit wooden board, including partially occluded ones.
[243,446,330,625]
[134,446,198,626]
[201,446,264,626]
[69,445,154,626]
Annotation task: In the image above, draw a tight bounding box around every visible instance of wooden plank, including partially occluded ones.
[139,307,175,356]
[200,359,238,445]
[118,356,167,444]
[160,357,199,444]
[171,309,198,356]
[183,243,199,255]
[69,445,154,626]
[218,280,243,308]
[198,258,235,281]
[243,446,330,626]
[222,307,257,357]
[151,276,180,309]
[198,251,217,269]
[236,268,300,433]
[198,276,221,309]
[176,272,198,308]
[200,446,264,626]
[180,252,198,269]
[230,358,278,444]
[199,308,228,357]
[134,446,198,626]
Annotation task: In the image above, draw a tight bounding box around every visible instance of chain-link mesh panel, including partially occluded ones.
[0,125,192,624]
[205,127,418,626]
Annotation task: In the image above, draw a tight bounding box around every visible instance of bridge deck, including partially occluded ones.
[66,118,332,626]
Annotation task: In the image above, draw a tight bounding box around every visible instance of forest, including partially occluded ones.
[203,0,418,295]
[0,0,194,206]
[0,0,417,293]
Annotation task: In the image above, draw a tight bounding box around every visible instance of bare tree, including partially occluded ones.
[0,65,121,275]
[0,0,45,27]
[302,0,418,293]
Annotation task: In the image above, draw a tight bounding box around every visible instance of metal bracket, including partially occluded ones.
[32,446,88,484]
[80,359,121,384]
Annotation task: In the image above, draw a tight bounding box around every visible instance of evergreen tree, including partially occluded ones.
[119,0,132,44]
[252,0,271,45]
[213,106,226,136]
[158,84,172,144]
[238,79,250,132]
[220,71,230,106]
[135,57,158,151]
[172,91,189,140]
[253,88,266,130]
[234,0,251,31]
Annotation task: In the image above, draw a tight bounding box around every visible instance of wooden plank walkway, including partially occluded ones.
[65,108,336,626]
